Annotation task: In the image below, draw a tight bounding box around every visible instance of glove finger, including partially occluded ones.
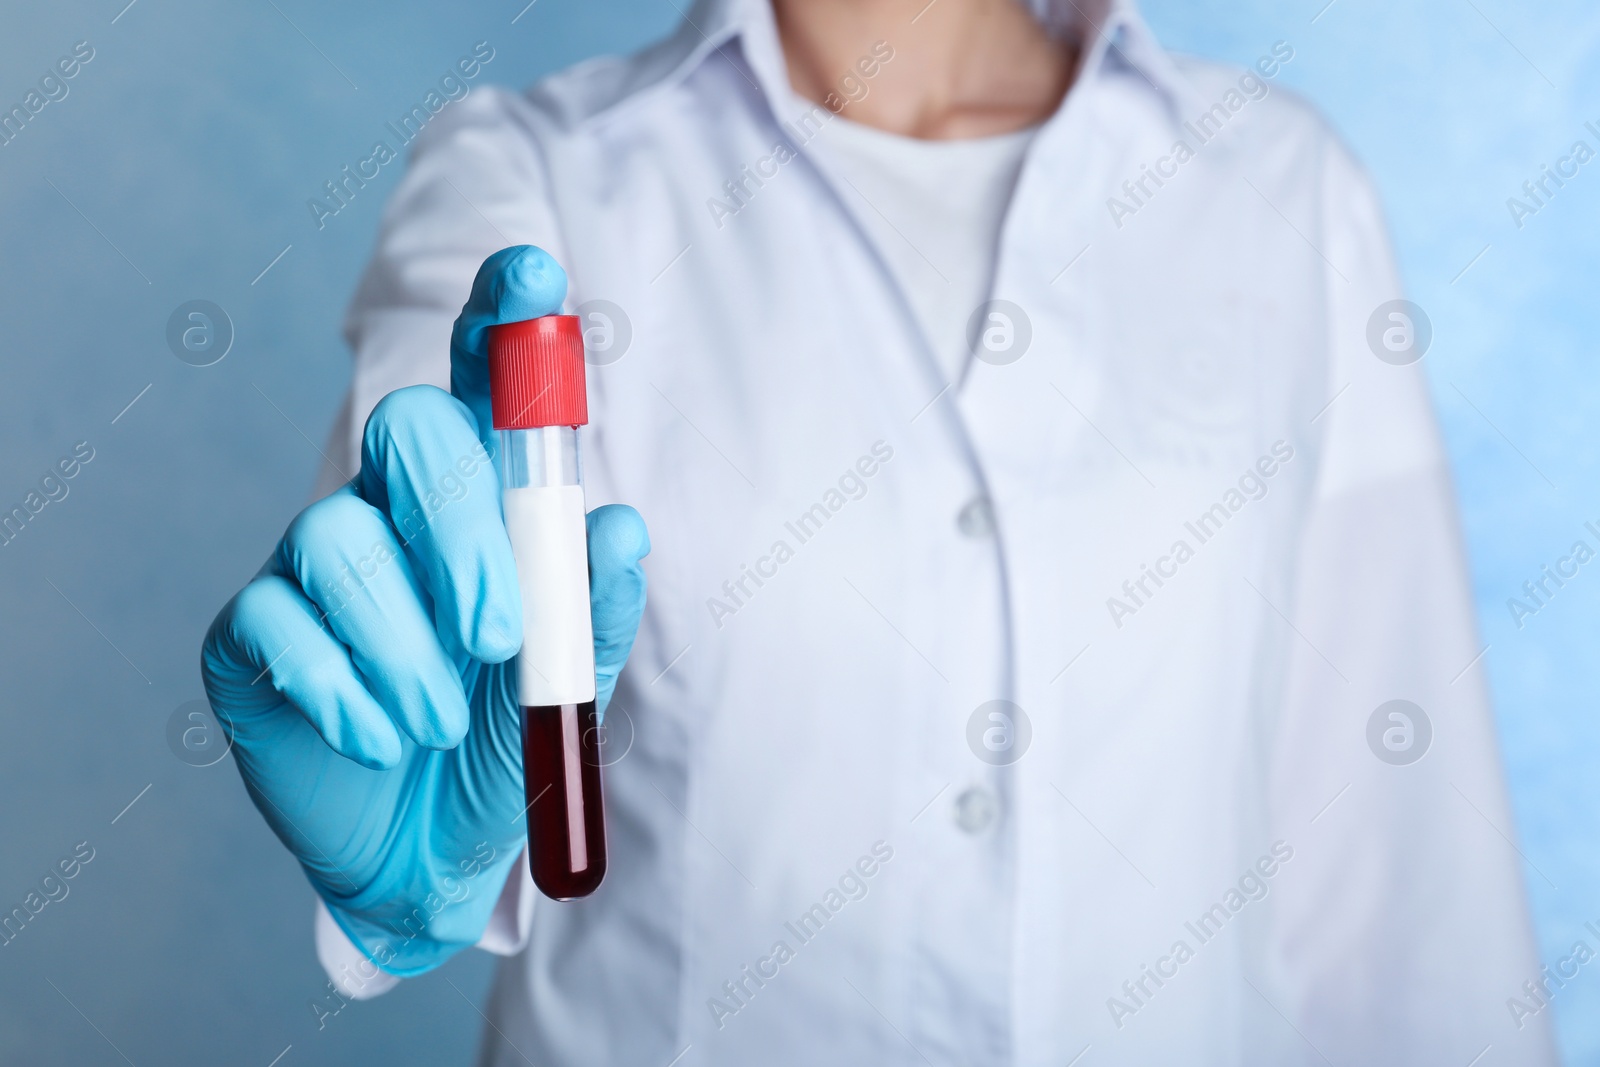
[448,245,568,449]
[276,484,473,751]
[586,504,651,718]
[355,386,521,666]
[202,573,403,769]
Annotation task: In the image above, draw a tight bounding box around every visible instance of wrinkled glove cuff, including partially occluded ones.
[317,840,521,977]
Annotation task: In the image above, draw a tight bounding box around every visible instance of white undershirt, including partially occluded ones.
[814,116,1038,385]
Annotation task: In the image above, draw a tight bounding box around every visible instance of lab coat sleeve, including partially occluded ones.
[313,86,569,495]
[308,88,561,991]
[1264,139,1557,1063]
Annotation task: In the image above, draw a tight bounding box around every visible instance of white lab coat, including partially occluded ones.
[318,0,1557,1062]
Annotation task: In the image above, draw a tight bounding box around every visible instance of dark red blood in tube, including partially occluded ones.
[523,701,606,899]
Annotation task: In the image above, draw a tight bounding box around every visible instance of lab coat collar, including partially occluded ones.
[649,0,1199,124]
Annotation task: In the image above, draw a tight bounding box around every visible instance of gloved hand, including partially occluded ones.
[201,246,648,976]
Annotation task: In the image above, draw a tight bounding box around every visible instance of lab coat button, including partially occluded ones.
[954,786,998,833]
[956,496,995,538]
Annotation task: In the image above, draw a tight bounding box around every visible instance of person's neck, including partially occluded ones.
[773,0,1078,140]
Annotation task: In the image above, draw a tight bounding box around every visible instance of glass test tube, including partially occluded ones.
[490,315,606,900]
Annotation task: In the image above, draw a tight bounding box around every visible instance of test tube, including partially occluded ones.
[488,314,606,900]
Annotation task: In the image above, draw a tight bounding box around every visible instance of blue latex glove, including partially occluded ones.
[201,246,649,976]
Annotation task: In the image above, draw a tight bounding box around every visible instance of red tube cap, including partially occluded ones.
[488,314,588,429]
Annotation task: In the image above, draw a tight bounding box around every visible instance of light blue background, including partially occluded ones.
[0,1,1595,1063]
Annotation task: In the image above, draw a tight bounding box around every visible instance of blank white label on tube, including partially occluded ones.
[502,485,596,707]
